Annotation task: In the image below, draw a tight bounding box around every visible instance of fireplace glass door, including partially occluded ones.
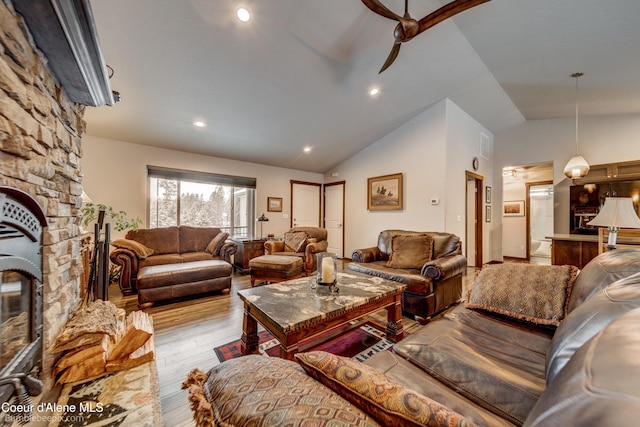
[0,270,32,371]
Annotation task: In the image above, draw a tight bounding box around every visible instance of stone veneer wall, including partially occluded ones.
[0,1,86,390]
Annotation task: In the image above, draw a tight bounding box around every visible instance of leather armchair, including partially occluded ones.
[264,227,328,274]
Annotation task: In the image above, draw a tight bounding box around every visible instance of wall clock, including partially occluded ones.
[472,156,479,171]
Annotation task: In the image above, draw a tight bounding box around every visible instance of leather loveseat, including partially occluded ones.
[348,230,467,323]
[184,249,640,427]
[264,227,329,274]
[109,226,237,305]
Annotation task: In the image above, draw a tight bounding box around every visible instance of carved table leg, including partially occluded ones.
[241,304,259,355]
[385,294,404,342]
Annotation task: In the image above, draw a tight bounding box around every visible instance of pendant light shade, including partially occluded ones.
[564,72,590,179]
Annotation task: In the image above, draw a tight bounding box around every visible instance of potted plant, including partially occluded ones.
[80,203,142,232]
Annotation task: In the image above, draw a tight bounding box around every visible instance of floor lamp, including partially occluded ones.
[587,197,640,249]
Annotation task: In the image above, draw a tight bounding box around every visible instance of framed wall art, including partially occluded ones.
[367,173,403,211]
[267,197,282,212]
[503,200,525,217]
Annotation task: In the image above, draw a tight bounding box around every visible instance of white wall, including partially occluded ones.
[82,136,323,239]
[325,99,494,259]
[493,113,640,260]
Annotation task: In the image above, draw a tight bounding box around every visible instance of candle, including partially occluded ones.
[321,256,335,284]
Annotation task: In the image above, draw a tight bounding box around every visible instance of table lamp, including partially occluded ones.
[587,197,640,249]
[256,213,269,239]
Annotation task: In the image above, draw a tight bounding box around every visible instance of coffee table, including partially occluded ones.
[238,270,406,360]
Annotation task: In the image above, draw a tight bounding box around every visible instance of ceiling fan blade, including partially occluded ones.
[361,0,400,21]
[379,42,401,74]
[417,0,490,33]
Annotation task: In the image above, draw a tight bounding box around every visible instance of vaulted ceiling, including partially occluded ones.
[83,0,640,173]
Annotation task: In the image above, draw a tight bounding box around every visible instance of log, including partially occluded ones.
[54,335,109,371]
[55,352,105,384]
[49,300,120,353]
[106,335,155,372]
[107,311,154,361]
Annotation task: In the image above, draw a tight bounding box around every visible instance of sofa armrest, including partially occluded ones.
[421,254,467,281]
[265,240,284,254]
[109,248,140,295]
[305,240,328,256]
[219,240,237,263]
[351,247,381,263]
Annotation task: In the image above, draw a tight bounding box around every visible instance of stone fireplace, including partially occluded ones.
[0,0,99,397]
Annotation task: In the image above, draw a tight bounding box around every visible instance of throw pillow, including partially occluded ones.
[182,355,378,427]
[466,263,578,327]
[284,230,308,252]
[111,239,154,259]
[386,234,433,269]
[295,351,476,427]
[205,232,229,255]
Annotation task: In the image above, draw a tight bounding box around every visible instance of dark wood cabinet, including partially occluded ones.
[573,159,640,184]
[231,237,267,274]
[550,236,599,269]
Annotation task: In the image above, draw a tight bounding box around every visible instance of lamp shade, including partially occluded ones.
[563,155,590,179]
[587,197,640,229]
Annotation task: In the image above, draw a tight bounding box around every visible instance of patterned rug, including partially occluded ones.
[47,361,162,427]
[215,324,399,363]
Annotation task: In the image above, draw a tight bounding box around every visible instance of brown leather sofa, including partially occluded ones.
[186,249,640,427]
[109,226,237,304]
[348,230,467,323]
[264,227,329,274]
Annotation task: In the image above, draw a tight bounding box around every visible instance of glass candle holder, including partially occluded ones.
[316,252,337,286]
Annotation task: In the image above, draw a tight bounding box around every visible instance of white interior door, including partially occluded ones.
[324,182,344,258]
[291,182,320,227]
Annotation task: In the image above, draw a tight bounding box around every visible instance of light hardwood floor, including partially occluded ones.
[109,265,477,426]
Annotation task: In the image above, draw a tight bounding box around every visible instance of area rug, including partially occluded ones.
[214,324,399,363]
[47,361,162,427]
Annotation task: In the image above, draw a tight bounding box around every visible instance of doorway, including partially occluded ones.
[466,171,483,267]
[527,181,554,263]
[324,181,345,258]
[291,181,321,227]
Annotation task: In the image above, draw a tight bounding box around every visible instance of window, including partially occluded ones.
[147,166,256,236]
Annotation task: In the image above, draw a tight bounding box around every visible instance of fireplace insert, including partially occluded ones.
[0,187,47,406]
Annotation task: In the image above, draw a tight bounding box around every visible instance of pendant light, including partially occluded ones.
[563,72,590,179]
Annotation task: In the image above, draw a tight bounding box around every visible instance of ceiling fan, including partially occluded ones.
[362,0,490,73]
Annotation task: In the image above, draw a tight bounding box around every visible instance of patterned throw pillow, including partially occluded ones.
[205,232,229,255]
[386,234,433,269]
[295,351,476,427]
[284,230,309,252]
[466,263,579,327]
[111,239,154,259]
[183,355,379,427]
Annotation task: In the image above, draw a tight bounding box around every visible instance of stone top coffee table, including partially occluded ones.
[238,270,406,360]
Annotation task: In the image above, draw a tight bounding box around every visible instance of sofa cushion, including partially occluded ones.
[205,232,229,256]
[466,263,578,327]
[524,307,640,427]
[180,226,222,253]
[545,271,640,384]
[139,254,183,268]
[386,234,433,269]
[111,238,154,259]
[126,226,179,255]
[183,355,379,427]
[295,351,476,427]
[284,230,308,252]
[566,248,640,313]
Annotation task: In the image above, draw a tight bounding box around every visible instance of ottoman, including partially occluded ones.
[136,260,232,308]
[249,255,303,287]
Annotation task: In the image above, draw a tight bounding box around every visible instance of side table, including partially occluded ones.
[231,237,267,274]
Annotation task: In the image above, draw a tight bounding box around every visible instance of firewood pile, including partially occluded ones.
[50,300,155,384]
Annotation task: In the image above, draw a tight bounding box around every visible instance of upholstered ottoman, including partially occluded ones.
[136,260,232,308]
[249,255,303,286]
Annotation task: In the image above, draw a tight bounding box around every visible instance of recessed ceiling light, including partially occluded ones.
[303,147,312,153]
[193,120,206,128]
[369,87,380,96]
[236,7,251,22]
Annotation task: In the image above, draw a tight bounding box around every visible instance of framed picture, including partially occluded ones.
[486,205,491,222]
[485,186,492,204]
[367,173,403,211]
[503,200,525,217]
[267,197,282,212]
